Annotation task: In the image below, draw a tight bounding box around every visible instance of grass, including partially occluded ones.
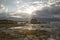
[0,30,50,40]
[0,23,26,28]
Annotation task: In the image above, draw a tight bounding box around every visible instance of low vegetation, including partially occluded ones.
[0,20,26,27]
[0,30,50,40]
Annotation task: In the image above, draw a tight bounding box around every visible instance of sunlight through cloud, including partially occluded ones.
[11,15,23,18]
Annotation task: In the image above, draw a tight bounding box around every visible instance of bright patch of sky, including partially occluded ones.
[0,0,58,12]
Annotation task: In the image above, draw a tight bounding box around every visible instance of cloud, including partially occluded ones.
[33,1,60,18]
[14,1,48,14]
[0,4,8,13]
[0,4,5,13]
[0,0,60,20]
[53,15,60,18]
[8,0,60,19]
[0,4,9,19]
[15,0,60,14]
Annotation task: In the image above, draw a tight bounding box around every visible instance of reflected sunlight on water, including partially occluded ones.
[9,25,33,30]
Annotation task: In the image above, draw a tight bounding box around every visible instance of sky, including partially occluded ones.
[0,0,60,20]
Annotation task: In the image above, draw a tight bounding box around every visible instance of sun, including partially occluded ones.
[26,9,33,15]
[25,6,37,15]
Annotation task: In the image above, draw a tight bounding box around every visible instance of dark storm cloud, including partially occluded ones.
[33,1,60,18]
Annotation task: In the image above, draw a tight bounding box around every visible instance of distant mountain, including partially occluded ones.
[35,18,60,22]
[0,16,60,22]
[0,17,28,22]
